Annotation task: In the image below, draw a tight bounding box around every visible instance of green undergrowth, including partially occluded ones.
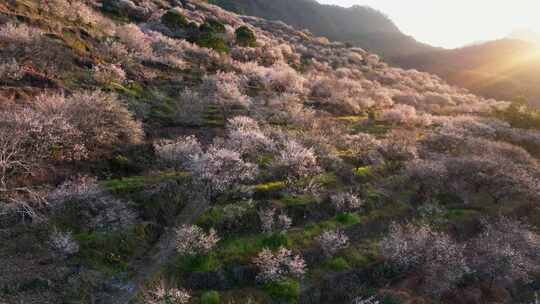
[200,290,221,304]
[279,194,318,207]
[318,240,380,275]
[101,172,189,194]
[195,199,257,233]
[353,122,393,137]
[72,224,158,276]
[444,208,481,221]
[254,180,286,195]
[174,210,364,278]
[336,114,368,123]
[288,212,361,248]
[262,279,300,303]
[215,288,269,303]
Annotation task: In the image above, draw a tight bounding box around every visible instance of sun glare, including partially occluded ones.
[318,0,540,48]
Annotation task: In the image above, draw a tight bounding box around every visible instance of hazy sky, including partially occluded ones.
[318,0,540,48]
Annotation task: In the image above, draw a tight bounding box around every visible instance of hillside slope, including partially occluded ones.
[0,1,540,304]
[209,0,540,107]
[394,39,540,107]
[209,0,437,58]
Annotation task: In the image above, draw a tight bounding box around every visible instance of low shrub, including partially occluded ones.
[261,233,292,249]
[325,257,351,271]
[200,19,226,34]
[263,279,300,304]
[201,290,220,304]
[162,9,188,30]
[196,34,229,53]
[235,26,256,47]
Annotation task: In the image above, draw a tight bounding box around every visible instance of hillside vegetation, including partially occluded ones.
[0,0,539,304]
[209,0,540,109]
[209,0,437,58]
[395,39,540,108]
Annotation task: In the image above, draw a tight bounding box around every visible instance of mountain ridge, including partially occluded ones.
[209,0,438,58]
[393,38,540,107]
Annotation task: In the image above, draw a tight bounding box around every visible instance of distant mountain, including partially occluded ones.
[209,0,438,58]
[393,39,540,107]
[508,28,540,44]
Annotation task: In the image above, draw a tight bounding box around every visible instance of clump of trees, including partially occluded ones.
[0,91,142,190]
[467,217,540,287]
[0,23,73,77]
[381,223,469,295]
[194,19,229,53]
[381,217,540,295]
[202,71,251,120]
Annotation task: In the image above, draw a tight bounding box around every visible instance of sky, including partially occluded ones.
[317,0,540,49]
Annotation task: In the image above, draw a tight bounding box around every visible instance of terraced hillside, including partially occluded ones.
[0,1,539,303]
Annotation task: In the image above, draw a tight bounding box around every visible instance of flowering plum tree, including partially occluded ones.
[316,229,349,257]
[202,71,251,120]
[253,247,306,282]
[381,223,468,295]
[175,224,219,256]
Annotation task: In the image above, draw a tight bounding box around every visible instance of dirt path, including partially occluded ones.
[105,197,210,304]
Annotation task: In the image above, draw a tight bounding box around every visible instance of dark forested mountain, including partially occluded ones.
[209,0,438,58]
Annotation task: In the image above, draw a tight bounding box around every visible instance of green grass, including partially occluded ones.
[114,82,150,99]
[353,123,393,137]
[324,257,351,271]
[101,172,189,194]
[312,172,339,187]
[176,254,221,273]
[215,233,292,265]
[262,279,300,304]
[197,207,226,228]
[343,241,379,267]
[196,200,256,230]
[261,233,292,248]
[209,215,367,268]
[354,166,374,179]
[336,115,367,123]
[217,288,270,303]
[254,180,286,194]
[73,226,154,275]
[257,154,275,168]
[280,194,318,207]
[335,212,362,225]
[288,213,362,248]
[201,290,221,304]
[444,208,480,221]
